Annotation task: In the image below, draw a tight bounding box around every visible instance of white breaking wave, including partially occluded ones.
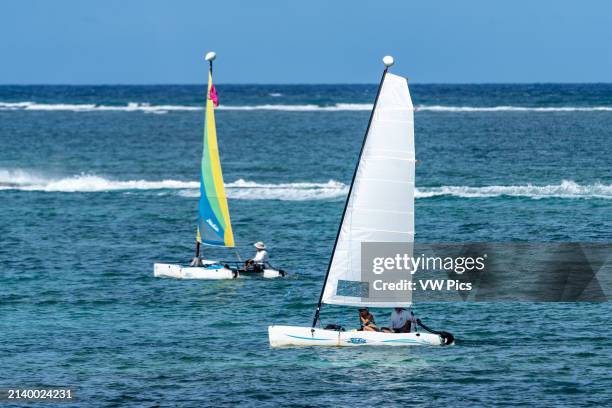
[227,179,347,200]
[1,170,610,200]
[0,101,371,112]
[218,103,373,111]
[0,101,200,114]
[415,105,612,112]
[0,101,372,113]
[2,101,612,113]
[0,170,347,200]
[178,179,348,200]
[0,169,198,192]
[415,180,612,199]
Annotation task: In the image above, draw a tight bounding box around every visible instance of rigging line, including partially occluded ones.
[233,248,242,262]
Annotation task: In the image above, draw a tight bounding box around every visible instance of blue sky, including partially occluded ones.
[1,0,611,84]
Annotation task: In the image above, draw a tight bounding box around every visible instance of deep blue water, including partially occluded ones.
[1,84,611,406]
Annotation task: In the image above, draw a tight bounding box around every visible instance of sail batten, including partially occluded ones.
[321,72,415,308]
[197,69,235,247]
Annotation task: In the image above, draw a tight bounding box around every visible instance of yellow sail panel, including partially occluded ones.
[196,70,235,247]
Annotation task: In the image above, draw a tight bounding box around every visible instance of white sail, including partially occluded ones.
[321,73,415,307]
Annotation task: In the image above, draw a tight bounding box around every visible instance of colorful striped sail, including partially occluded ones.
[196,68,235,247]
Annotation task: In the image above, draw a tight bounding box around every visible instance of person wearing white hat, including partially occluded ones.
[253,242,269,265]
[244,242,271,271]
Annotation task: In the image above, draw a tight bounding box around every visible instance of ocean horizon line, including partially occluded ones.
[2,82,612,87]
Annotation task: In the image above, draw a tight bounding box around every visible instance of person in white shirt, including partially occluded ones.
[245,242,271,271]
[389,307,412,333]
[252,242,269,264]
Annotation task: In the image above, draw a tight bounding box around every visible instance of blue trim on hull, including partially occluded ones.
[382,339,428,344]
[285,334,332,341]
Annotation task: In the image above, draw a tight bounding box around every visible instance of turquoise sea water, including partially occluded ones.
[1,84,611,406]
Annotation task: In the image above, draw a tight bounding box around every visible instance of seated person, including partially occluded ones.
[358,308,378,332]
[245,242,271,271]
[389,307,411,333]
[244,259,259,271]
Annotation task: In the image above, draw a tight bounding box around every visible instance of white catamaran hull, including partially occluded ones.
[240,264,285,278]
[268,325,445,347]
[239,269,284,278]
[153,263,237,280]
[263,269,284,278]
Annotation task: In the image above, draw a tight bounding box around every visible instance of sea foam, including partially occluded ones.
[0,169,198,192]
[0,101,200,114]
[1,170,610,200]
[218,103,373,111]
[0,170,348,201]
[415,105,612,112]
[415,180,612,199]
[3,101,611,113]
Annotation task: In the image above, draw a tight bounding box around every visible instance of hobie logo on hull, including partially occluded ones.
[206,218,220,232]
[348,338,367,344]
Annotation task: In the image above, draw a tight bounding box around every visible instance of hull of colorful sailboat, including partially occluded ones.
[154,261,237,279]
[268,326,450,347]
[242,268,285,278]
[154,52,286,279]
[154,262,285,279]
